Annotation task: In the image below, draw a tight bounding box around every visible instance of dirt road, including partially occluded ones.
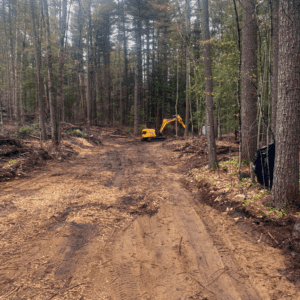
[0,137,299,299]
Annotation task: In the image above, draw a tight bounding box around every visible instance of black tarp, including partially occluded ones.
[253,143,275,188]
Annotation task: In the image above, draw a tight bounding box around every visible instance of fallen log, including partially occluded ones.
[109,134,127,138]
[28,134,40,140]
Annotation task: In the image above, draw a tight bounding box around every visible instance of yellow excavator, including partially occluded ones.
[141,115,185,141]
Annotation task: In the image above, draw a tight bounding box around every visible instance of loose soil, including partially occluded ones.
[0,132,300,299]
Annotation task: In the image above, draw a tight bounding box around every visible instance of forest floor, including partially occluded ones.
[1,125,300,299]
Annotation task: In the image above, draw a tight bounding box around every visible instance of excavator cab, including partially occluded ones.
[141,121,157,141]
[141,115,185,141]
[141,128,156,140]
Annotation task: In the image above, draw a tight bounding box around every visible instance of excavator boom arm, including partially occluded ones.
[159,115,185,134]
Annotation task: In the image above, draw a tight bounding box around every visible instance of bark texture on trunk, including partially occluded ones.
[43,0,58,145]
[20,2,27,126]
[9,3,17,121]
[77,0,84,122]
[145,18,150,122]
[87,0,96,126]
[14,17,20,123]
[184,0,190,136]
[103,12,111,125]
[271,0,300,208]
[217,98,222,140]
[2,0,12,120]
[30,0,46,140]
[20,38,25,125]
[0,100,3,134]
[133,12,142,136]
[121,0,128,124]
[241,0,258,161]
[57,0,67,124]
[201,0,218,169]
[117,0,123,126]
[271,0,279,142]
[185,52,189,136]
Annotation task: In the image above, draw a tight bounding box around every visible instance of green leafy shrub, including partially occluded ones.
[69,129,88,138]
[229,156,250,169]
[13,125,35,138]
[230,156,239,169]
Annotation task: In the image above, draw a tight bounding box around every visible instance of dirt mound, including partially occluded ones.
[164,136,238,158]
[0,136,78,181]
[60,123,102,145]
[163,136,239,172]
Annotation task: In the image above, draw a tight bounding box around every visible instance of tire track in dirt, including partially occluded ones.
[92,141,260,300]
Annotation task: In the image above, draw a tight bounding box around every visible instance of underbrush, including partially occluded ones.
[188,152,300,284]
[191,156,300,222]
[12,122,40,138]
[67,129,88,138]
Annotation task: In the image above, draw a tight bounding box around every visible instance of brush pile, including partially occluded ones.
[0,135,78,181]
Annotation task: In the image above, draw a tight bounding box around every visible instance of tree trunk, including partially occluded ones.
[0,100,3,134]
[43,0,59,145]
[14,15,20,124]
[133,12,142,136]
[19,2,27,126]
[133,66,139,135]
[145,18,150,122]
[162,26,168,120]
[79,74,86,120]
[233,0,242,171]
[271,0,279,142]
[30,0,46,140]
[201,0,218,169]
[185,51,189,136]
[77,0,84,122]
[57,0,67,125]
[118,0,123,126]
[176,49,179,137]
[184,0,190,136]
[86,3,91,127]
[2,0,12,120]
[241,0,258,162]
[271,0,300,208]
[86,0,96,126]
[20,36,25,125]
[217,98,222,140]
[5,58,12,120]
[9,3,16,121]
[121,0,128,125]
[103,11,111,125]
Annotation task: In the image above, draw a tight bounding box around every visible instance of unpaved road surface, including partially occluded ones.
[0,137,299,299]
